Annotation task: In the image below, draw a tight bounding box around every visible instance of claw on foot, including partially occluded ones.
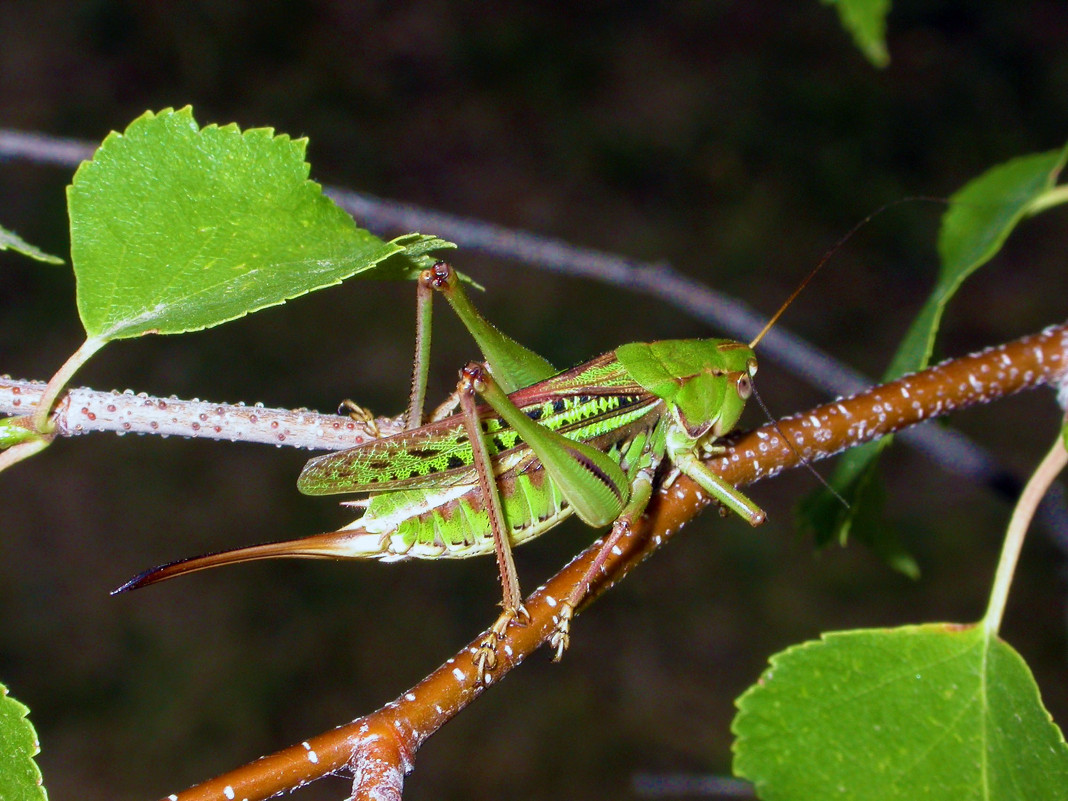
[339,399,381,438]
[475,605,527,682]
[475,640,497,680]
[550,602,575,662]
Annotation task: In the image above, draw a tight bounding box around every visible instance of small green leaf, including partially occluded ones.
[822,0,891,68]
[889,147,1068,379]
[368,234,458,282]
[67,107,408,341]
[733,625,1068,800]
[0,683,46,801]
[365,234,480,288]
[796,445,919,578]
[801,145,1068,557]
[0,225,63,264]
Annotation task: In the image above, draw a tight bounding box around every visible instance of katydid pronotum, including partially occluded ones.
[118,260,800,679]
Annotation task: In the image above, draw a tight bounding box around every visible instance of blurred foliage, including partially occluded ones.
[2,3,1067,800]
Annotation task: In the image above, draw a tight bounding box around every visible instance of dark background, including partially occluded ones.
[2,2,1067,799]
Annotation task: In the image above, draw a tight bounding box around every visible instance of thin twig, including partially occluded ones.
[984,434,1068,634]
[0,378,399,450]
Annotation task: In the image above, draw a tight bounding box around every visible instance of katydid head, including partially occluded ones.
[616,244,828,448]
[615,339,757,442]
[706,341,757,436]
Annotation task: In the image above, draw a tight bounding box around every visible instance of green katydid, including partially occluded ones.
[118,260,798,678]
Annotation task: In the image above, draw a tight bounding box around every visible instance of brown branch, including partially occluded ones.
[166,323,1068,801]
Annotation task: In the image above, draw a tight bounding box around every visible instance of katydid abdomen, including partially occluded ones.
[114,470,586,591]
[325,443,639,562]
[114,362,665,590]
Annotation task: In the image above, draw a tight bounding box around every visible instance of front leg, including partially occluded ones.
[672,448,766,526]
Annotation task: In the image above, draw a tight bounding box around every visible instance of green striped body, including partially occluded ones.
[114,259,776,678]
[299,353,666,560]
[114,337,761,594]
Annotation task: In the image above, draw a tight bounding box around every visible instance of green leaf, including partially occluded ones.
[368,234,459,282]
[889,147,1068,379]
[67,106,411,342]
[822,0,891,68]
[796,444,919,578]
[733,625,1068,801]
[363,234,482,289]
[800,145,1068,558]
[0,683,47,801]
[0,225,63,264]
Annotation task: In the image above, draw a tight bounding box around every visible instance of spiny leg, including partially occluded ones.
[460,360,633,672]
[424,261,556,392]
[406,271,436,430]
[428,388,462,423]
[550,467,655,661]
[551,446,764,659]
[338,275,436,437]
[458,363,526,681]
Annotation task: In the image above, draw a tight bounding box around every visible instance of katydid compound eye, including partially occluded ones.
[736,375,752,399]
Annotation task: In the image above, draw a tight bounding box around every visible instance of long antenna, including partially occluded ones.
[750,384,850,507]
[749,196,947,349]
[747,196,949,507]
